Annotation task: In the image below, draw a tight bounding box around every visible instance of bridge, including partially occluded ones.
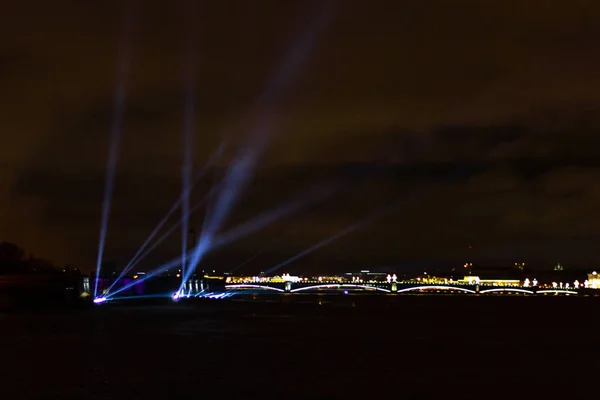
[222,282,579,296]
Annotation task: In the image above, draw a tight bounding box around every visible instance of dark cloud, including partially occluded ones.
[3,0,600,271]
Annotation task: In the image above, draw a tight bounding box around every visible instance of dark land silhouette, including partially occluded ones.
[0,242,83,310]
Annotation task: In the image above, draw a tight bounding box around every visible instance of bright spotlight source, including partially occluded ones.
[93,297,107,304]
[172,292,181,301]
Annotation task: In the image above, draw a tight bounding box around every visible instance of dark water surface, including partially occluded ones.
[1,295,598,399]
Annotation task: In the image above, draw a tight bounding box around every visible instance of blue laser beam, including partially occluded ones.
[212,184,338,249]
[119,194,206,274]
[257,2,335,105]
[181,177,333,289]
[183,4,335,287]
[264,196,422,276]
[229,229,289,273]
[111,163,464,299]
[263,160,493,277]
[106,294,172,302]
[203,2,336,228]
[179,0,202,286]
[129,143,225,270]
[176,182,336,293]
[104,186,216,296]
[104,143,226,294]
[230,245,271,274]
[106,257,183,298]
[110,139,493,299]
[108,182,336,298]
[180,37,197,287]
[94,1,138,298]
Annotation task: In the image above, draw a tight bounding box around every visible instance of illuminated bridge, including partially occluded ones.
[221,282,579,296]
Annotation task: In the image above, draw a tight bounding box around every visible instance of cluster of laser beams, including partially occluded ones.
[177,4,336,296]
[95,4,335,301]
[93,3,491,303]
[101,183,338,300]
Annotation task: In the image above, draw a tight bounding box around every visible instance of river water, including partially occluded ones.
[0,294,597,399]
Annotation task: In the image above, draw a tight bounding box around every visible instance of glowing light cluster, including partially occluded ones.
[290,284,391,293]
[395,285,477,294]
[479,288,534,295]
[225,284,285,292]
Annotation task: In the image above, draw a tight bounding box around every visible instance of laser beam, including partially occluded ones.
[212,184,337,249]
[106,257,183,298]
[94,1,138,298]
[105,143,226,293]
[264,198,420,276]
[183,4,335,286]
[180,17,198,286]
[108,182,336,298]
[104,186,216,296]
[111,130,496,299]
[229,243,273,274]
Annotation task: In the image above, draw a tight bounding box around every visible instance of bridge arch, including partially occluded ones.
[479,288,534,295]
[224,284,285,292]
[395,285,477,294]
[537,289,578,295]
[290,284,391,293]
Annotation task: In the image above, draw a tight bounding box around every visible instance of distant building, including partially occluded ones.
[344,270,389,282]
[268,274,302,283]
[281,273,302,283]
[454,276,521,287]
[554,263,564,271]
[588,271,600,289]
[458,265,524,281]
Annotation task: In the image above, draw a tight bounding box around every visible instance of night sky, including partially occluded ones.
[3,0,600,273]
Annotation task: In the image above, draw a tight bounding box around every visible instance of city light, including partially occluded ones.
[479,288,534,295]
[93,270,600,302]
[395,285,477,294]
[290,284,391,293]
[99,250,600,302]
[225,284,285,292]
